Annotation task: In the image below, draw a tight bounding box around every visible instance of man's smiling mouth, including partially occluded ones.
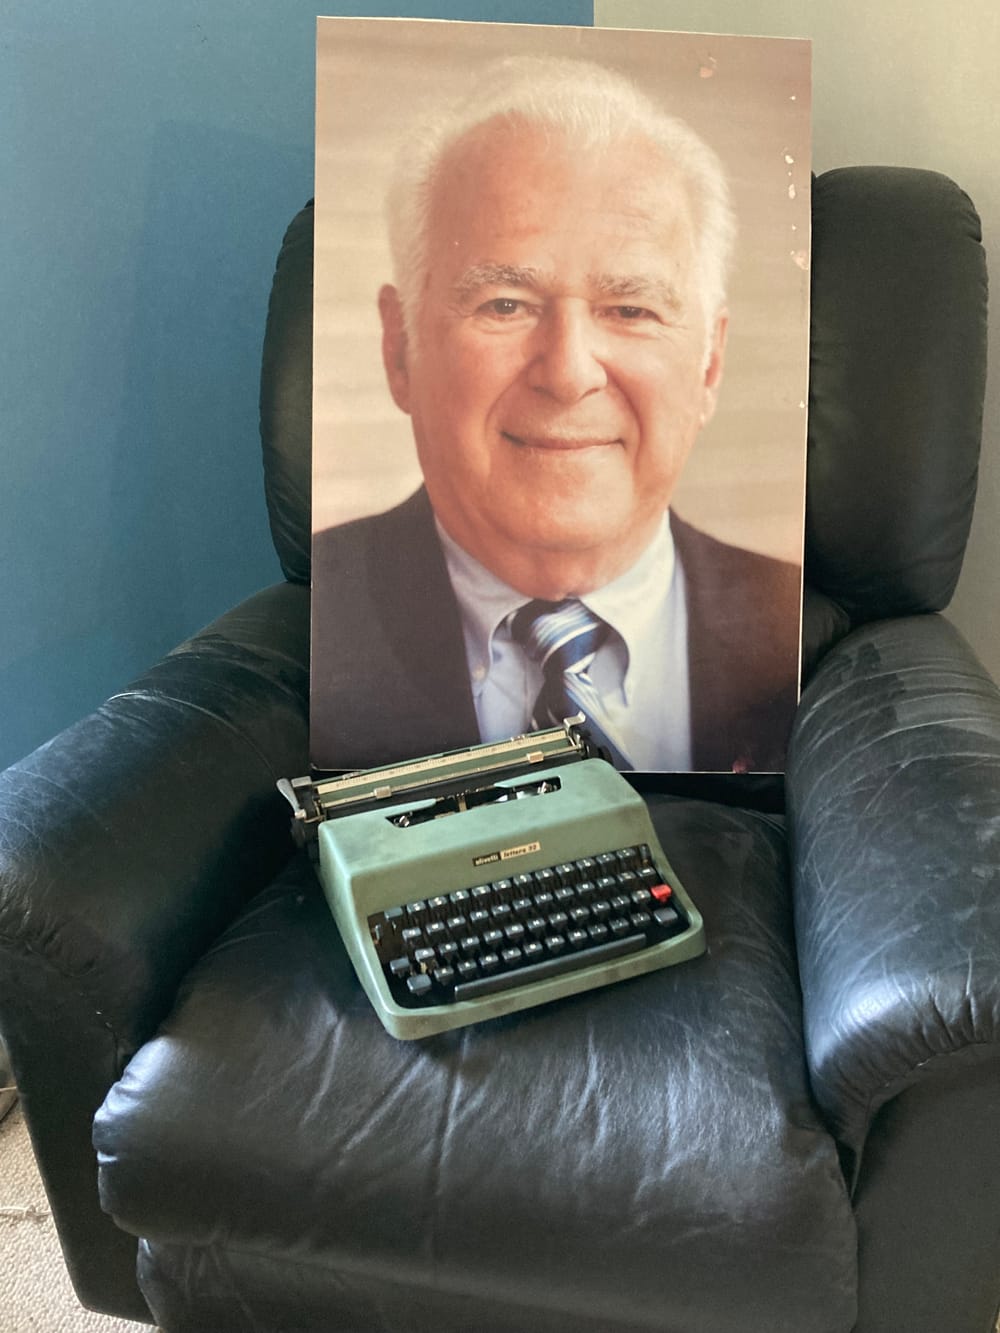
[502,431,620,451]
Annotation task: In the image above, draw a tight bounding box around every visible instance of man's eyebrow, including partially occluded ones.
[452,263,545,302]
[450,264,685,313]
[590,272,684,312]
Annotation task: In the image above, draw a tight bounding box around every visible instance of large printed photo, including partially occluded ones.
[311,17,812,774]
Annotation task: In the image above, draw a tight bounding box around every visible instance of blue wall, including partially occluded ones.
[1,0,591,770]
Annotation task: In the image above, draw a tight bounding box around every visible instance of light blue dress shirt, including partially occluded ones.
[436,515,691,771]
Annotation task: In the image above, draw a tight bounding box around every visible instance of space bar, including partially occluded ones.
[454,933,647,1002]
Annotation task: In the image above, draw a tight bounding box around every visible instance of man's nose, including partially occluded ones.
[526,305,608,403]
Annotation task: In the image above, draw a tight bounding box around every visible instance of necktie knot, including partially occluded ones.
[510,598,608,679]
[509,598,630,768]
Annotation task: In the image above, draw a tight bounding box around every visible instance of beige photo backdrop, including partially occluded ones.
[313,17,811,563]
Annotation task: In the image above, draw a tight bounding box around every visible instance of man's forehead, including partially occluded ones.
[427,124,695,258]
[434,115,687,201]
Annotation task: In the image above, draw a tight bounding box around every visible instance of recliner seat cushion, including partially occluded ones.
[95,797,856,1333]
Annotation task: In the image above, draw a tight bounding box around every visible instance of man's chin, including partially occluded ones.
[494,514,648,594]
[501,506,627,551]
[437,489,660,592]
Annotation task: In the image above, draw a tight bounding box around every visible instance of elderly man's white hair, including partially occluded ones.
[384,54,736,341]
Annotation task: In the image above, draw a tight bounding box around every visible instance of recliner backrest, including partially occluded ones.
[259,169,988,630]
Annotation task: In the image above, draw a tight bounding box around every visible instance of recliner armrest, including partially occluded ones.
[787,614,1000,1163]
[0,582,309,1318]
[0,581,309,1055]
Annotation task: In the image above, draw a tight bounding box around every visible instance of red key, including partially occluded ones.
[650,883,673,903]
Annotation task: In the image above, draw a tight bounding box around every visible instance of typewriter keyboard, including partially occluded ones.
[368,844,689,1009]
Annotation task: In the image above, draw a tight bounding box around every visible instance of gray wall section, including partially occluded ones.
[598,0,1000,685]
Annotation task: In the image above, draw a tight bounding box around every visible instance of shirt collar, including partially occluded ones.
[436,520,526,678]
[582,515,676,654]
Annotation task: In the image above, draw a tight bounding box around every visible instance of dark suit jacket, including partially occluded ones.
[310,488,800,774]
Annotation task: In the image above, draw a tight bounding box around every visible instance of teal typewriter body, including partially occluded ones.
[280,723,705,1040]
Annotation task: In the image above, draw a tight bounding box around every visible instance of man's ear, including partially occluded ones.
[379,284,412,414]
[699,308,729,429]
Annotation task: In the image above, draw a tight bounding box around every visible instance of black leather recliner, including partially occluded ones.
[1,167,998,1333]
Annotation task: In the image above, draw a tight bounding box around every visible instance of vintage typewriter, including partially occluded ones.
[279,719,705,1039]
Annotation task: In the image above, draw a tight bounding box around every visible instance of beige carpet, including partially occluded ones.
[0,1101,153,1333]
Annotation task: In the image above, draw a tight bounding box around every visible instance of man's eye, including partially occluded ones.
[479,297,525,317]
[610,305,657,321]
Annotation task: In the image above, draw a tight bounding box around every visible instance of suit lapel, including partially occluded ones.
[672,512,797,773]
[310,488,479,770]
[371,488,480,747]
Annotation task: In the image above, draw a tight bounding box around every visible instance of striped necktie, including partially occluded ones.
[510,598,632,769]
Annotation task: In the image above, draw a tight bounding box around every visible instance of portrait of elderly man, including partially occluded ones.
[311,52,803,775]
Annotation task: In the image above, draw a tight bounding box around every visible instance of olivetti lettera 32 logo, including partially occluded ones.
[472,841,541,868]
